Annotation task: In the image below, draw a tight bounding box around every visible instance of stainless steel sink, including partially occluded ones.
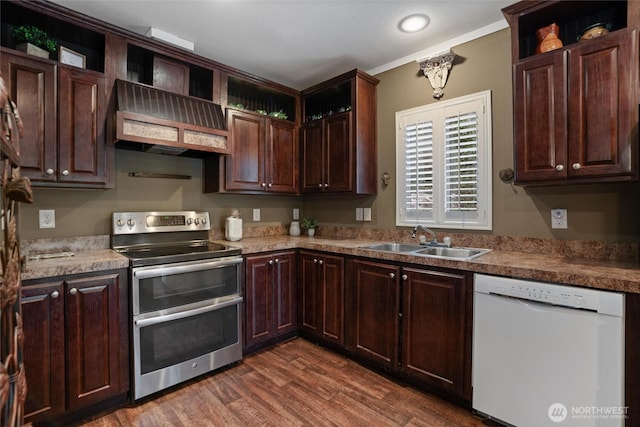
[363,243,424,252]
[414,247,491,260]
[362,242,491,260]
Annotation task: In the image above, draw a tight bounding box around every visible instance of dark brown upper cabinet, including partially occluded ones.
[301,69,379,195]
[503,1,639,185]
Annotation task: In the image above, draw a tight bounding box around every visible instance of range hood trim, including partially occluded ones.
[115,79,230,155]
[116,111,230,155]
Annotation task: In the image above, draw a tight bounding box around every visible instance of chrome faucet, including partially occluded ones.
[410,225,437,244]
[410,225,450,247]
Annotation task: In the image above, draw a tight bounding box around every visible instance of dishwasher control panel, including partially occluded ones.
[474,273,624,316]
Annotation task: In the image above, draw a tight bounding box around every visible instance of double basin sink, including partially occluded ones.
[362,242,491,261]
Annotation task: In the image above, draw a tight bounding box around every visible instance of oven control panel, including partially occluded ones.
[113,211,210,234]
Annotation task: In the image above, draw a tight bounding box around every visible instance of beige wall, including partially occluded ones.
[20,28,640,243]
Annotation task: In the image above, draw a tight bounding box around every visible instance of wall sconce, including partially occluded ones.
[417,50,456,99]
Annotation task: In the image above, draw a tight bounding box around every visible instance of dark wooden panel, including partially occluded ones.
[301,121,324,192]
[244,254,273,346]
[325,112,352,192]
[273,252,297,335]
[401,268,467,396]
[65,274,121,411]
[22,282,65,423]
[298,252,321,334]
[267,119,298,193]
[0,49,57,182]
[514,52,567,183]
[153,56,189,95]
[225,109,265,191]
[321,254,344,344]
[351,259,400,369]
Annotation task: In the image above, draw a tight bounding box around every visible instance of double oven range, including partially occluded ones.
[112,211,243,400]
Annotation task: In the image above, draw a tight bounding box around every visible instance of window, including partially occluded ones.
[396,90,492,230]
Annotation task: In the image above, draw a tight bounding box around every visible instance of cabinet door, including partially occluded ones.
[267,119,298,193]
[351,259,400,369]
[244,254,273,346]
[324,112,352,192]
[513,52,567,182]
[298,252,321,335]
[320,254,344,344]
[272,251,297,335]
[0,50,57,182]
[226,110,265,191]
[301,121,324,192]
[401,268,468,397]
[57,66,108,185]
[22,282,65,423]
[567,30,637,178]
[65,273,121,411]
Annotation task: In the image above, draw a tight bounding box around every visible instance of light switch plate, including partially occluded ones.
[293,208,299,220]
[363,208,372,222]
[551,208,567,229]
[356,208,363,221]
[253,208,261,222]
[39,209,55,229]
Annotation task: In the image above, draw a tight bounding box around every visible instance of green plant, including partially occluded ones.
[301,217,318,229]
[12,25,57,53]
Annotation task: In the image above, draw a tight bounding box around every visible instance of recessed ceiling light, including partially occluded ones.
[398,14,430,33]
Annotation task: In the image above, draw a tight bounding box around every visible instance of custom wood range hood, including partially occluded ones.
[115,79,229,156]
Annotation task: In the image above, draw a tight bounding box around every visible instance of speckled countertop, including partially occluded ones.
[21,235,640,294]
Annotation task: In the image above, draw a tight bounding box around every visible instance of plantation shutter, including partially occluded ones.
[444,112,478,212]
[405,120,433,214]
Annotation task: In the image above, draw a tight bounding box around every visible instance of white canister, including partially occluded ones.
[225,216,243,241]
[289,221,301,236]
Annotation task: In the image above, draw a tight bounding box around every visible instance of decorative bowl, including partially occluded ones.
[578,23,612,41]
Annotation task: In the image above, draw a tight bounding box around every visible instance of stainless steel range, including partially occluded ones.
[111,211,243,400]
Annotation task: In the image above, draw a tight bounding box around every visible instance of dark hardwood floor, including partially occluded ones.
[77,338,486,426]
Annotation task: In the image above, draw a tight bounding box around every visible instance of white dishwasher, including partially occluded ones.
[473,273,625,427]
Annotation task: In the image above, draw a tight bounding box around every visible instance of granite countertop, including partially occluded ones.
[218,236,640,294]
[22,249,129,281]
[20,236,640,294]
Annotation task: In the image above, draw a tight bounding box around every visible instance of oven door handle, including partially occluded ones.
[134,296,243,328]
[133,257,242,279]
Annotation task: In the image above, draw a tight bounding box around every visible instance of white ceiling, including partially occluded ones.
[50,0,513,90]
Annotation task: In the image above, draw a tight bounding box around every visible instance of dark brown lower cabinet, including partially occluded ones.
[401,268,471,400]
[347,258,472,400]
[298,251,344,345]
[244,251,297,352]
[349,259,401,370]
[22,269,129,425]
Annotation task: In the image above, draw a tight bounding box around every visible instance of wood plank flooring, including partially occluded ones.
[77,338,487,426]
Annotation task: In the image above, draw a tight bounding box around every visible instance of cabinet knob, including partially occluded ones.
[51,290,59,299]
[402,274,408,281]
[318,260,324,265]
[269,259,274,265]
[389,273,395,279]
[46,168,55,176]
[268,183,273,188]
[69,288,78,295]
[261,182,267,188]
[555,164,564,172]
[62,169,69,176]
[572,163,581,170]
[275,258,280,264]
[318,184,323,188]
[323,183,328,188]
[313,258,318,263]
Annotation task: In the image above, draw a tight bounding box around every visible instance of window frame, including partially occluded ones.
[395,90,492,230]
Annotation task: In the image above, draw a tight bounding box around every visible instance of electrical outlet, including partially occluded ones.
[39,209,55,229]
[253,208,261,222]
[363,208,372,222]
[293,208,299,220]
[551,208,567,229]
[356,208,363,221]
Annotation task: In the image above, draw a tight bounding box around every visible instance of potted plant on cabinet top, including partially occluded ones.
[12,25,57,59]
[301,217,319,237]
